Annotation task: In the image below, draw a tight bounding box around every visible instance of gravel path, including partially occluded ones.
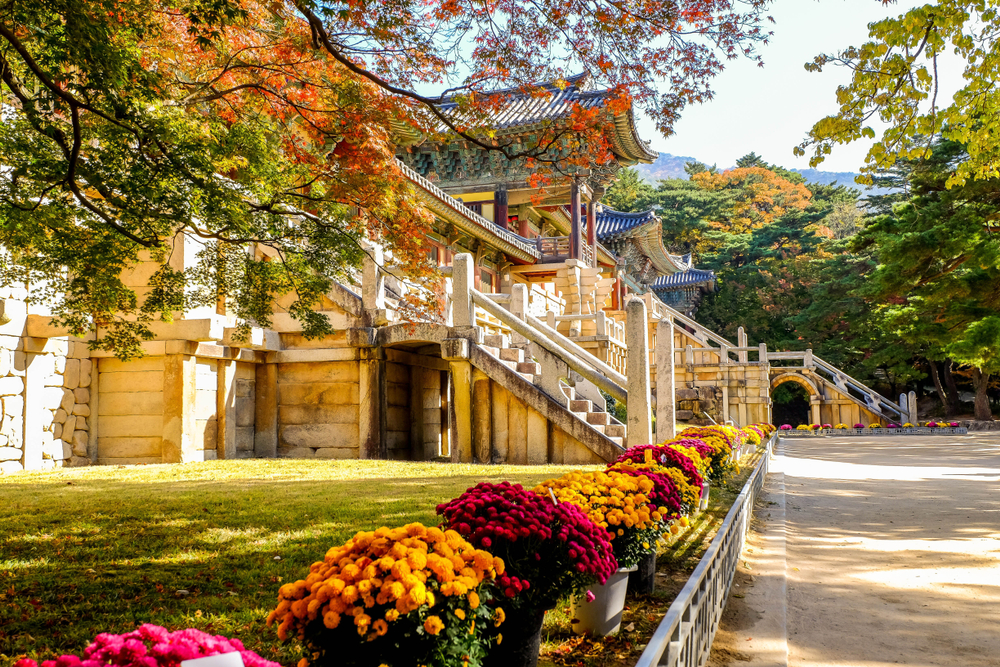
[709,434,1000,667]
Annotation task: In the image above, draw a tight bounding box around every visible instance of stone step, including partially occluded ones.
[517,362,540,374]
[586,411,611,426]
[609,436,624,447]
[561,386,577,401]
[499,347,524,363]
[519,373,534,383]
[604,423,626,438]
[569,399,593,413]
[481,345,500,357]
[483,333,510,349]
[501,360,519,372]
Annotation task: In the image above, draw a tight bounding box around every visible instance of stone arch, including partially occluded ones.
[376,323,452,349]
[771,372,821,398]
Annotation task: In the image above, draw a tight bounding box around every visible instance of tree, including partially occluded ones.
[852,139,1000,420]
[797,0,1000,187]
[1,0,776,356]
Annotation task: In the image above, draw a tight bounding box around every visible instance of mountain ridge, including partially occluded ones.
[633,152,866,189]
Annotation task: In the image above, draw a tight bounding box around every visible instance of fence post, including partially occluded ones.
[737,326,748,363]
[452,253,474,328]
[510,283,528,347]
[626,298,653,447]
[899,393,908,422]
[907,391,917,424]
[361,241,385,326]
[804,348,814,369]
[655,319,676,442]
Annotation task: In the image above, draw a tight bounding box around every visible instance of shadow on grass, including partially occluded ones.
[0,468,566,666]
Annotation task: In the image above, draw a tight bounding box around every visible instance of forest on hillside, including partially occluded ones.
[606,146,1000,421]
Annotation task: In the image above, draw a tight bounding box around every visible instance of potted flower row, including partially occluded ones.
[18,423,776,667]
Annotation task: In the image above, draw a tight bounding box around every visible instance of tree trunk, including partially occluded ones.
[971,368,993,421]
[943,359,962,413]
[928,360,952,417]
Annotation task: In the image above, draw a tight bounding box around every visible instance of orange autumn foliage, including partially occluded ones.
[692,167,812,234]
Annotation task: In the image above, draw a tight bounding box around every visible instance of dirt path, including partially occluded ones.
[709,434,1000,667]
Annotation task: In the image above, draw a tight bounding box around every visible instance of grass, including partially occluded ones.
[537,451,763,667]
[0,459,598,666]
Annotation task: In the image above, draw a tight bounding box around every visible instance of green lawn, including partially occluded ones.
[0,459,597,666]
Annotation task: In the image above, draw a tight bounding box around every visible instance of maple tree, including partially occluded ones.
[1,0,775,356]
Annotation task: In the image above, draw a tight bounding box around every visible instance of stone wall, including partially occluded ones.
[0,285,93,473]
[276,360,360,459]
[98,356,165,464]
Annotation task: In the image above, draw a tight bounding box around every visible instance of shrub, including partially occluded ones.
[436,482,616,612]
[13,625,278,667]
[267,523,503,667]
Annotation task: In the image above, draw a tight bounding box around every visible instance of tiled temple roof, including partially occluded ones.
[428,74,658,164]
[650,269,716,289]
[595,207,689,275]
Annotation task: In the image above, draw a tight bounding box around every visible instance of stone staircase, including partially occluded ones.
[480,332,626,447]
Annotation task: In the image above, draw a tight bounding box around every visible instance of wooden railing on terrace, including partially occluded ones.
[536,236,594,266]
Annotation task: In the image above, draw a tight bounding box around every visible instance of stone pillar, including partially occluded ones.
[655,319,676,442]
[359,347,385,459]
[569,180,582,260]
[254,363,278,457]
[409,365,426,460]
[362,242,385,311]
[899,393,907,422]
[87,357,99,462]
[510,283,529,347]
[626,298,653,447]
[21,350,42,470]
[442,338,472,463]
[216,358,237,459]
[162,347,197,463]
[737,326,748,363]
[452,253,474,328]
[804,348,814,369]
[472,368,492,463]
[494,187,509,230]
[907,391,917,423]
[810,399,821,425]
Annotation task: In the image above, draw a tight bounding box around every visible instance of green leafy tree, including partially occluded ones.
[853,139,1000,419]
[798,0,1000,187]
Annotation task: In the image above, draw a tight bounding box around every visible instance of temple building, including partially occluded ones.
[2,73,900,475]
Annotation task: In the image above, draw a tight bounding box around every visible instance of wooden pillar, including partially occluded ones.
[494,187,509,230]
[518,215,529,237]
[569,180,582,260]
[612,268,622,310]
[586,201,597,267]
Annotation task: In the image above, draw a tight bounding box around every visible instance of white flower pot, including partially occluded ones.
[570,566,635,636]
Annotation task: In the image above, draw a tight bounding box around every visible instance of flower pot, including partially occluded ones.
[570,566,635,636]
[627,551,656,596]
[484,607,546,667]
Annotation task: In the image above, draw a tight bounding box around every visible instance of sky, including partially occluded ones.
[637,0,930,172]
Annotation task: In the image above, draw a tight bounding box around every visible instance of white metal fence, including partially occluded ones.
[634,433,777,667]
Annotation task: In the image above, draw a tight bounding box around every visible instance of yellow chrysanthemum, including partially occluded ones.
[424,615,445,635]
